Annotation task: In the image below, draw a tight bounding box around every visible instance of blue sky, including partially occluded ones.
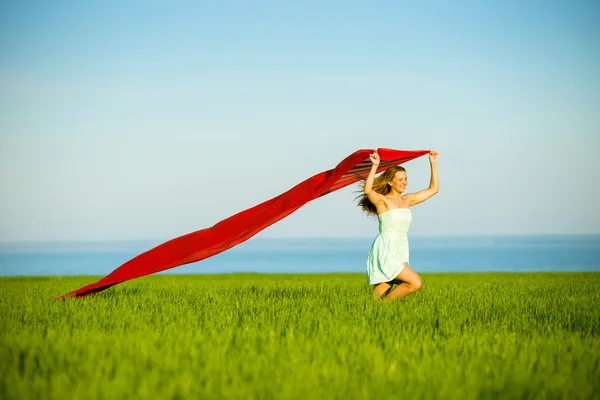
[1,0,599,241]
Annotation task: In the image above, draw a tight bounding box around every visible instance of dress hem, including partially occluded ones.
[367,262,407,285]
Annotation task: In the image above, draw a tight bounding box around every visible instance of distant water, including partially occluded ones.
[1,235,599,277]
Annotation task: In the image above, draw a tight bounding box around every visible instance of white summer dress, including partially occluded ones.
[366,208,412,284]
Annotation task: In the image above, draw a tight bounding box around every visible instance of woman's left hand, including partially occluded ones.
[429,151,438,164]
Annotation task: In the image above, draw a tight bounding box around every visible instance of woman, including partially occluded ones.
[358,149,439,302]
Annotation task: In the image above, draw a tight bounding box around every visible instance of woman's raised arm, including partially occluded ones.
[407,151,439,207]
[364,150,386,207]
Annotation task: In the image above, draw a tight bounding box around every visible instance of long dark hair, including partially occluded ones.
[355,166,406,217]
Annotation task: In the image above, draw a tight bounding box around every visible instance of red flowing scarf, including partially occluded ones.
[56,148,429,300]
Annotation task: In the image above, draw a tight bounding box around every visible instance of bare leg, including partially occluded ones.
[384,265,422,303]
[373,282,393,300]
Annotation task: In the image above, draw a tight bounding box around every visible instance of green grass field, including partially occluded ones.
[1,273,599,400]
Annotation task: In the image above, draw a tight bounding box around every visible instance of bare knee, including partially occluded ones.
[373,283,391,300]
[410,279,423,293]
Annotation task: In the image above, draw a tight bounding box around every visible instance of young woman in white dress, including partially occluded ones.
[357,150,439,302]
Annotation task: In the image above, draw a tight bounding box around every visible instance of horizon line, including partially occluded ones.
[1,232,600,246]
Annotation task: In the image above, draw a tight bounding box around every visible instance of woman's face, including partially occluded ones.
[389,171,408,193]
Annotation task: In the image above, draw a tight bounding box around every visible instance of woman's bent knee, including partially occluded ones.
[373,282,391,299]
[411,279,423,292]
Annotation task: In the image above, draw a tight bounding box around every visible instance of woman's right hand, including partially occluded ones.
[369,150,380,166]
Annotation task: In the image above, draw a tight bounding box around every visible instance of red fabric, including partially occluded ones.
[55,148,429,300]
